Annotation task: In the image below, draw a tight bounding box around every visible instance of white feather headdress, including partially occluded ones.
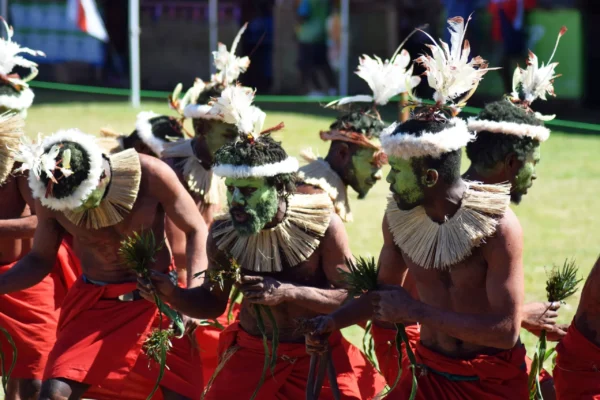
[510,26,567,119]
[13,129,104,211]
[212,23,250,86]
[415,15,497,108]
[329,49,421,107]
[0,17,45,90]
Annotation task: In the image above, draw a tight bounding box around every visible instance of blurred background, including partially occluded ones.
[6,0,599,122]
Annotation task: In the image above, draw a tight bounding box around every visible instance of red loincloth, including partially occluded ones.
[0,240,81,380]
[204,321,382,400]
[196,300,242,384]
[554,322,600,399]
[371,323,420,396]
[393,341,528,399]
[43,271,202,400]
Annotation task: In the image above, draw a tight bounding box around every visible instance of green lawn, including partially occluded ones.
[24,100,600,365]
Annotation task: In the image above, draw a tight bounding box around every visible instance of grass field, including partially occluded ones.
[24,99,600,365]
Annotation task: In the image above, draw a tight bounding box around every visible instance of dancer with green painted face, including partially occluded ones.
[306,15,530,399]
[137,103,383,399]
[299,48,420,222]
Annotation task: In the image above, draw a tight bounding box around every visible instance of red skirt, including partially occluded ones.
[371,322,420,389]
[42,272,202,400]
[0,241,81,380]
[394,342,528,399]
[204,321,381,400]
[554,322,600,399]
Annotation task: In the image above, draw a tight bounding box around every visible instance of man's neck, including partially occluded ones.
[323,154,348,189]
[263,197,288,230]
[192,137,213,169]
[463,164,503,186]
[422,180,467,224]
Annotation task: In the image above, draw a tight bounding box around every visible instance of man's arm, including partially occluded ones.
[141,229,234,320]
[146,156,208,288]
[0,175,38,239]
[377,209,525,350]
[0,200,63,293]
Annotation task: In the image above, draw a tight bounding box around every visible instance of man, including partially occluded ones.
[299,50,420,222]
[139,114,382,399]
[0,113,79,400]
[372,27,568,398]
[553,255,600,399]
[0,17,45,118]
[309,16,529,399]
[3,128,206,399]
[97,111,186,157]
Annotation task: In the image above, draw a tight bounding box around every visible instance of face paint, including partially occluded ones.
[204,121,239,155]
[511,145,541,204]
[225,177,279,236]
[72,171,110,213]
[386,156,424,210]
[347,148,382,199]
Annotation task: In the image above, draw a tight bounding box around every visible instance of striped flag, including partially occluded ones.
[67,0,109,42]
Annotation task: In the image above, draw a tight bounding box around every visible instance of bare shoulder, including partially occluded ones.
[295,183,326,195]
[489,207,523,245]
[323,211,345,240]
[139,154,181,189]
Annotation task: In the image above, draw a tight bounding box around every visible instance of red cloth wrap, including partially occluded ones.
[42,270,202,400]
[371,323,420,387]
[205,321,382,400]
[392,342,528,399]
[0,240,81,380]
[554,322,600,399]
[195,300,241,384]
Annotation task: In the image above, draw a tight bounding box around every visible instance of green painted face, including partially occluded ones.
[511,145,541,204]
[347,148,382,199]
[205,121,239,155]
[72,171,110,213]
[225,177,279,236]
[386,156,424,210]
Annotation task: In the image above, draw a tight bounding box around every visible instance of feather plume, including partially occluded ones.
[212,23,250,85]
[330,50,421,107]
[510,26,567,107]
[208,85,265,136]
[0,17,45,88]
[415,15,497,106]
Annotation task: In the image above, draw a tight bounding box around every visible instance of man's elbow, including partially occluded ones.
[495,323,521,350]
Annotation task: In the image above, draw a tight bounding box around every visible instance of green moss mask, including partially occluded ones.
[511,145,541,204]
[346,148,382,199]
[203,120,239,155]
[225,177,280,236]
[386,156,424,210]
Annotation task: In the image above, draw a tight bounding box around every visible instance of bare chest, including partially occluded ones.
[0,178,27,219]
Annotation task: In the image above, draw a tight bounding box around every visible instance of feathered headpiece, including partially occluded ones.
[211,23,250,86]
[328,48,421,107]
[0,17,45,116]
[381,16,493,160]
[133,111,186,156]
[468,26,567,143]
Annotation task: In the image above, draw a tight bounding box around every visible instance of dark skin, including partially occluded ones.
[138,190,353,343]
[574,255,600,347]
[309,171,525,360]
[0,173,39,400]
[0,155,208,400]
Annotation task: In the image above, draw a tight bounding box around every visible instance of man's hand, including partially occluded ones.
[237,275,291,306]
[302,315,336,356]
[522,301,560,333]
[137,270,178,303]
[181,315,201,335]
[372,287,417,324]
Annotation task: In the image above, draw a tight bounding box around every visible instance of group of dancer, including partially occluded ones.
[0,13,597,400]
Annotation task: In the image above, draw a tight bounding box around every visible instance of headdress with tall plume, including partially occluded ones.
[0,17,45,116]
[468,26,567,143]
[381,15,495,160]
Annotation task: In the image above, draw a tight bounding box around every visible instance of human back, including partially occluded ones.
[0,176,31,263]
[574,255,600,346]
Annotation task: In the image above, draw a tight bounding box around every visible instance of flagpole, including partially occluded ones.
[0,0,7,19]
[339,0,349,96]
[129,0,141,108]
[208,0,218,74]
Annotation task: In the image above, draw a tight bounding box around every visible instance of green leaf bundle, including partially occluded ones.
[529,258,582,400]
[0,327,17,393]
